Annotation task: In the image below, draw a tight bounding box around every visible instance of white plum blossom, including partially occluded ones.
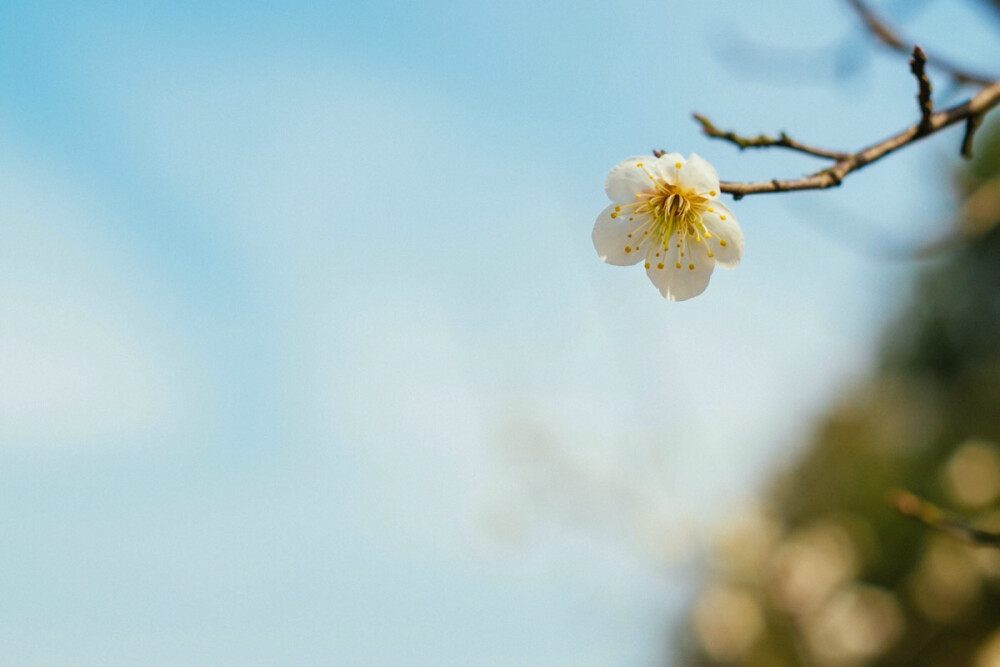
[593,153,744,301]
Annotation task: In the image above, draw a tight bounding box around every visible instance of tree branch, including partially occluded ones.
[686,77,1000,199]
[847,0,996,86]
[891,489,1000,547]
[686,114,850,160]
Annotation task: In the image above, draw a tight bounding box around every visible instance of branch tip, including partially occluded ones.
[692,115,849,161]
[962,113,985,159]
[909,45,934,133]
[890,488,1000,548]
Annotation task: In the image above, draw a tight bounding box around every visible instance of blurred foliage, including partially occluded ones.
[677,120,1000,666]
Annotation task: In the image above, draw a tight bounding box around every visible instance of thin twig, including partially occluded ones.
[847,0,996,86]
[686,79,1000,199]
[962,112,985,158]
[910,46,934,134]
[686,114,850,160]
[891,489,1000,547]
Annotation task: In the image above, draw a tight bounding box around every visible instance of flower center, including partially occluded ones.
[637,179,708,246]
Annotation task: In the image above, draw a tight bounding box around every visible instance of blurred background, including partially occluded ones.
[1,0,999,664]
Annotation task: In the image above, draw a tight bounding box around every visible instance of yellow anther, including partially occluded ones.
[705,232,712,238]
[708,252,715,258]
[644,262,650,269]
[610,212,618,219]
[695,237,702,242]
[657,262,665,270]
[614,206,621,212]
[675,262,681,269]
[720,239,727,247]
[707,208,714,213]
[674,162,682,169]
[720,215,727,220]
[709,190,716,197]
[636,162,643,167]
[624,246,632,253]
[688,264,694,270]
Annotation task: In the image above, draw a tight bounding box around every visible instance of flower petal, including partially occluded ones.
[700,201,744,268]
[645,233,715,301]
[653,152,684,186]
[593,204,650,266]
[677,153,720,196]
[604,156,658,203]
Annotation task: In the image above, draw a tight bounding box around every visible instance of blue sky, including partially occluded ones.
[0,0,997,664]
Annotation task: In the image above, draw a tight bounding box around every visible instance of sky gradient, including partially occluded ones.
[1,1,998,664]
